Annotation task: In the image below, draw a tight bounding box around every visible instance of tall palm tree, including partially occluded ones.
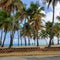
[0,10,12,47]
[0,10,5,46]
[43,0,60,47]
[28,2,45,46]
[20,22,31,46]
[14,6,29,46]
[0,0,24,48]
[14,19,20,46]
[24,23,31,46]
[2,14,12,47]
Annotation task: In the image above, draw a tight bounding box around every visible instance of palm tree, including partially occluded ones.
[0,10,5,46]
[39,30,48,45]
[53,23,60,44]
[20,27,27,46]
[45,21,55,45]
[20,22,31,46]
[0,10,12,47]
[2,14,12,47]
[28,2,45,46]
[14,19,20,46]
[0,9,20,47]
[56,15,60,44]
[43,0,60,47]
[0,0,24,48]
[24,23,31,46]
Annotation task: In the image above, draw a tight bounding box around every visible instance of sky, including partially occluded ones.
[21,0,36,8]
[3,0,60,46]
[21,0,60,22]
[44,2,60,22]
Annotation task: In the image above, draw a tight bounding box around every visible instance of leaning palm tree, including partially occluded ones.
[43,0,60,47]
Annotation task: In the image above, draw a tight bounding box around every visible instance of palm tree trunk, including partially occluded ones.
[48,1,55,47]
[9,8,14,48]
[37,31,39,46]
[33,33,36,46]
[28,37,30,46]
[1,32,7,47]
[58,37,59,45]
[0,30,3,46]
[51,39,54,45]
[37,39,39,46]
[34,40,35,46]
[17,30,20,46]
[24,37,27,46]
[48,36,53,47]
[57,35,60,45]
[24,18,27,46]
[21,37,22,46]
[9,31,14,48]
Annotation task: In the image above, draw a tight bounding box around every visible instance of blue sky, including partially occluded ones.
[21,0,36,8]
[21,0,52,13]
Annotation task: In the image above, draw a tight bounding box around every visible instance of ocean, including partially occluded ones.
[4,43,47,47]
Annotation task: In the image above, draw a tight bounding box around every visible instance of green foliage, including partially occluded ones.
[53,23,60,36]
[57,16,60,21]
[0,10,7,20]
[40,30,48,39]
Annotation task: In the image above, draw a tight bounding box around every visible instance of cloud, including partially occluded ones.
[44,2,60,22]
